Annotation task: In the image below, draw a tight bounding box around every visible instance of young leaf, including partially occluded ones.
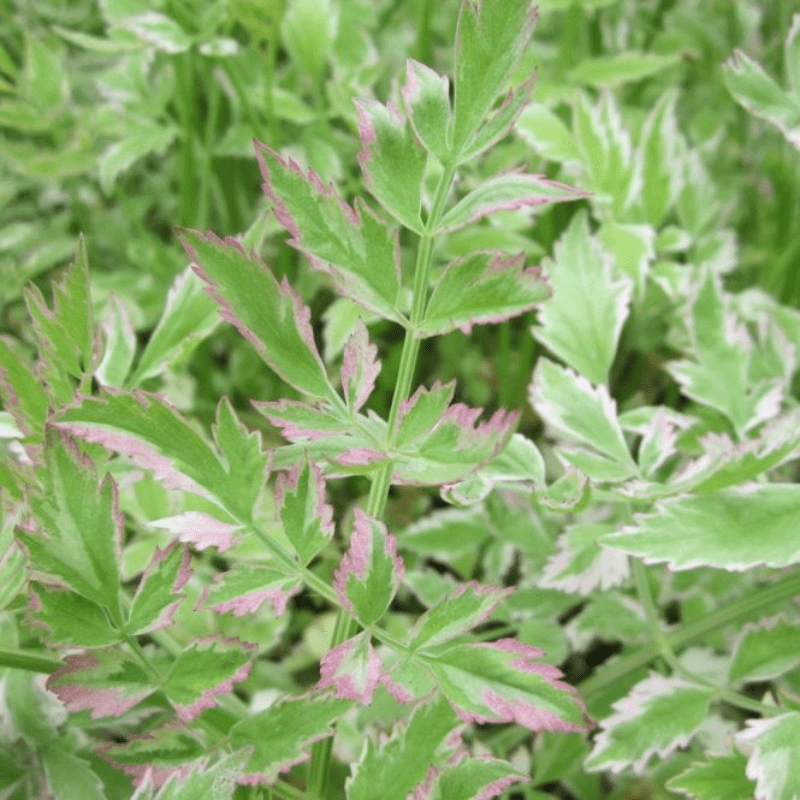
[403,60,452,163]
[197,564,302,617]
[585,674,713,774]
[667,752,755,800]
[346,696,462,800]
[355,98,426,233]
[162,636,257,721]
[125,543,191,635]
[333,509,404,626]
[601,484,800,571]
[422,756,527,800]
[417,252,550,337]
[341,319,381,413]
[409,582,512,650]
[48,648,155,718]
[533,211,632,385]
[129,266,220,385]
[30,585,121,647]
[426,639,589,732]
[18,430,122,615]
[451,0,537,158]
[729,617,800,683]
[255,142,403,322]
[736,712,800,800]
[229,694,351,784]
[275,457,335,566]
[317,631,382,704]
[436,174,588,233]
[179,230,335,401]
[530,359,637,481]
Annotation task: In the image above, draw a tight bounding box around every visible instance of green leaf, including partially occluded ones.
[787,13,800,95]
[99,124,179,194]
[180,230,335,401]
[280,0,336,80]
[568,51,680,89]
[229,694,351,783]
[334,510,404,627]
[132,750,251,800]
[355,99,426,233]
[119,12,193,53]
[403,60,452,163]
[724,50,800,150]
[198,564,302,617]
[437,174,587,234]
[516,104,582,164]
[428,757,527,800]
[667,752,754,800]
[31,585,121,647]
[276,456,334,566]
[96,296,136,388]
[530,359,637,482]
[130,266,220,385]
[255,143,403,323]
[737,712,800,800]
[346,696,461,800]
[425,639,589,732]
[533,211,632,385]
[41,746,105,800]
[409,582,511,650]
[729,617,800,683]
[586,674,713,773]
[601,484,800,571]
[318,631,382,704]
[451,0,537,158]
[126,543,190,635]
[418,252,550,337]
[18,431,122,616]
[341,319,381,412]
[163,637,257,720]
[0,519,25,609]
[0,336,49,435]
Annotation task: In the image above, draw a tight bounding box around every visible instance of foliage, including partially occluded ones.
[2,1,800,799]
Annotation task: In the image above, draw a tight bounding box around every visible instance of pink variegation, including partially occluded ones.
[148,511,241,552]
[197,566,302,617]
[341,319,381,412]
[318,632,383,704]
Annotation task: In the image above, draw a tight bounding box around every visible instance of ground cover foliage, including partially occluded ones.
[2,0,800,798]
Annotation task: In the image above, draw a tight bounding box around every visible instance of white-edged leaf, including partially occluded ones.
[96,295,136,388]
[666,751,754,800]
[516,103,582,164]
[534,211,632,384]
[586,674,713,774]
[737,712,800,800]
[729,617,800,683]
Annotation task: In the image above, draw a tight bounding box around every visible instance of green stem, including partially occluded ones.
[173,53,198,226]
[0,648,63,673]
[308,162,457,799]
[197,63,222,230]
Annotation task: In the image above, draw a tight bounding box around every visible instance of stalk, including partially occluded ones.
[307,163,457,798]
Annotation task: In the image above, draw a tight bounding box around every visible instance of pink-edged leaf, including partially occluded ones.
[341,319,381,412]
[275,456,334,566]
[402,59,452,163]
[333,509,404,626]
[418,755,527,800]
[101,725,206,789]
[0,336,49,437]
[180,229,334,401]
[409,582,512,650]
[18,428,122,615]
[356,98,426,233]
[29,585,122,647]
[229,694,351,785]
[126,543,191,635]
[418,252,550,338]
[426,639,590,733]
[53,389,228,503]
[198,565,301,618]
[148,511,241,552]
[317,631,382,704]
[347,696,462,800]
[253,398,351,442]
[585,674,713,774]
[48,648,155,718]
[736,712,800,800]
[437,174,588,233]
[451,0,537,156]
[255,142,403,322]
[394,386,519,485]
[162,636,257,721]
